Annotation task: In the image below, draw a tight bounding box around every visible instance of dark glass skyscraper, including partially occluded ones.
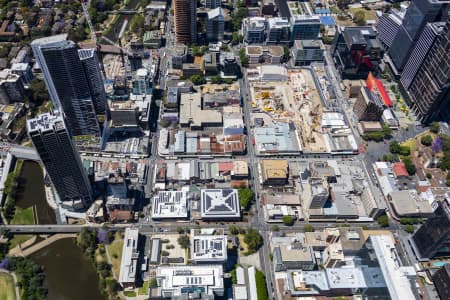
[411,201,450,260]
[78,48,107,116]
[31,34,101,137]
[27,113,92,211]
[407,18,450,123]
[388,0,449,73]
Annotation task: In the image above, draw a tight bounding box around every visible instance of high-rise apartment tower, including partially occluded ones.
[27,113,92,211]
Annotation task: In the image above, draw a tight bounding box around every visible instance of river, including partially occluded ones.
[16,160,56,224]
[30,238,105,300]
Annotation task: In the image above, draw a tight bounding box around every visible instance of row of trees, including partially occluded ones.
[77,228,119,298]
[2,160,24,222]
[363,124,392,142]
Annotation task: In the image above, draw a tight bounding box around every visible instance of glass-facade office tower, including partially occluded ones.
[388,0,449,72]
[31,34,100,138]
[407,18,450,123]
[174,0,197,44]
[78,48,107,116]
[411,201,450,260]
[27,113,92,211]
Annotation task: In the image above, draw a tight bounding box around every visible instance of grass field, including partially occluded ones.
[0,272,16,300]
[349,7,377,20]
[238,235,249,253]
[8,235,32,250]
[138,281,150,296]
[10,207,35,225]
[107,234,124,279]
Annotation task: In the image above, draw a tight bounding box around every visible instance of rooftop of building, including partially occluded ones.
[261,159,289,179]
[290,266,386,294]
[119,227,139,284]
[244,17,266,29]
[390,190,433,217]
[156,265,224,295]
[201,188,240,219]
[245,45,284,57]
[27,113,65,133]
[179,92,222,128]
[369,234,416,300]
[254,122,300,154]
[30,33,68,46]
[294,39,324,49]
[276,242,314,262]
[151,187,189,219]
[208,7,224,19]
[190,229,227,262]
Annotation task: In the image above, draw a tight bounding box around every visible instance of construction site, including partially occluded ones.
[290,69,329,153]
[249,68,329,153]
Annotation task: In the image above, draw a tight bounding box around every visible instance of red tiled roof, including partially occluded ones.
[393,162,409,177]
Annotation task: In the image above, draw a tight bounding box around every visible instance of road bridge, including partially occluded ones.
[0,142,39,161]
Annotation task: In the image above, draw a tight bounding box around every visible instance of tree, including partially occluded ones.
[430,122,440,134]
[231,32,240,45]
[176,227,184,234]
[403,157,416,175]
[238,48,248,67]
[426,173,432,179]
[363,131,384,142]
[29,78,49,105]
[282,215,294,226]
[210,75,223,84]
[377,215,389,227]
[353,11,366,26]
[255,269,269,300]
[382,123,392,138]
[243,228,263,254]
[177,235,190,249]
[228,225,240,235]
[283,45,290,62]
[382,154,395,162]
[303,224,314,232]
[189,75,206,85]
[149,278,158,288]
[238,188,254,211]
[271,225,280,232]
[421,135,433,146]
[390,141,402,154]
[404,224,415,234]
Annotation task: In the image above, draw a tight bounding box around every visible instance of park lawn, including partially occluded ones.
[238,235,249,253]
[10,207,35,225]
[107,236,124,279]
[349,7,377,20]
[123,290,136,297]
[0,272,16,300]
[8,235,32,251]
[401,139,417,152]
[138,281,150,296]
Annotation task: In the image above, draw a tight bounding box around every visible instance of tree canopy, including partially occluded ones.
[238,188,254,211]
[243,228,263,254]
